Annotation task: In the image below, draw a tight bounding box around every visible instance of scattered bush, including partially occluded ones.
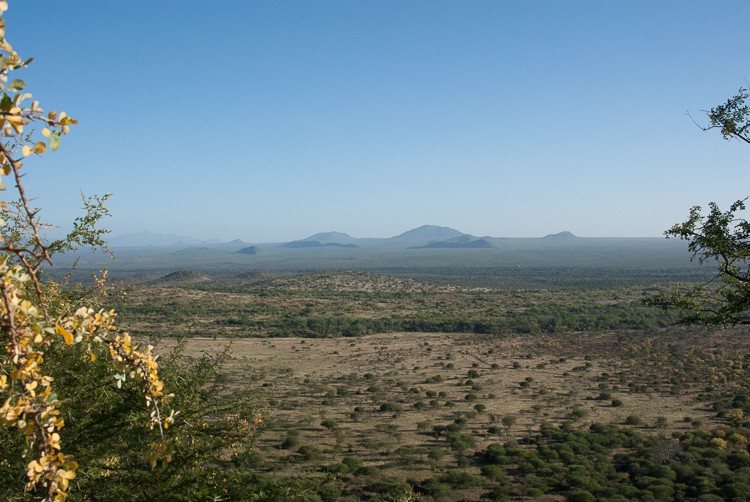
[625,415,643,426]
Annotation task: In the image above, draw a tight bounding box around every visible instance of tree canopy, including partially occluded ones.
[649,88,750,324]
[0,2,175,499]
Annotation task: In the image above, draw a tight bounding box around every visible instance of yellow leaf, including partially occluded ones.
[21,145,31,156]
[32,141,46,154]
[27,459,43,474]
[57,468,75,480]
[55,325,74,345]
[41,127,50,137]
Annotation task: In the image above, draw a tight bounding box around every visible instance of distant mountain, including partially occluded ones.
[237,246,259,255]
[544,231,578,239]
[281,241,359,249]
[108,232,251,248]
[226,238,249,246]
[302,231,359,245]
[110,226,582,251]
[414,238,495,249]
[388,225,468,245]
[281,225,483,249]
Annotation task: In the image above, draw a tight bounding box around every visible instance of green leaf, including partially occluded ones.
[0,92,12,112]
[49,130,61,151]
[7,79,25,91]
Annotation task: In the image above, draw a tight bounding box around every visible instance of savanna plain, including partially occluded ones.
[56,241,750,501]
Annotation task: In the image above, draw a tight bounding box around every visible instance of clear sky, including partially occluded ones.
[6,1,750,242]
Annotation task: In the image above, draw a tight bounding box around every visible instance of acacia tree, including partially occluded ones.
[0,2,175,500]
[648,88,750,324]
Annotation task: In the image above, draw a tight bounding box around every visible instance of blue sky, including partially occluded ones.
[6,1,750,242]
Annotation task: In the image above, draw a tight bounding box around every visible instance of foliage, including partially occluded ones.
[704,87,750,144]
[9,339,264,501]
[648,88,750,324]
[0,2,173,499]
[471,422,750,500]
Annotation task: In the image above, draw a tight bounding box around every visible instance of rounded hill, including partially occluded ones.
[154,270,209,284]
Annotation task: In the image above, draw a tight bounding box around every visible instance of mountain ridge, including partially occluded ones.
[301,231,359,245]
[108,226,582,248]
[388,225,467,244]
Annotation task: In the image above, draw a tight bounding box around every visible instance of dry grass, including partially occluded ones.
[156,330,722,484]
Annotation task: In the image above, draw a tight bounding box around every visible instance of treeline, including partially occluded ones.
[215,301,680,338]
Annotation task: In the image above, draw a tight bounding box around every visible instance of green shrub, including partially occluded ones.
[481,464,507,482]
[298,445,322,460]
[321,419,339,430]
[625,415,642,426]
[438,470,483,489]
[572,407,588,419]
[482,444,508,465]
[281,433,301,449]
[379,402,401,412]
[567,489,596,502]
[342,456,364,473]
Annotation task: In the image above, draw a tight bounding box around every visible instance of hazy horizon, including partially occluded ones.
[102,225,678,247]
[9,1,750,242]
